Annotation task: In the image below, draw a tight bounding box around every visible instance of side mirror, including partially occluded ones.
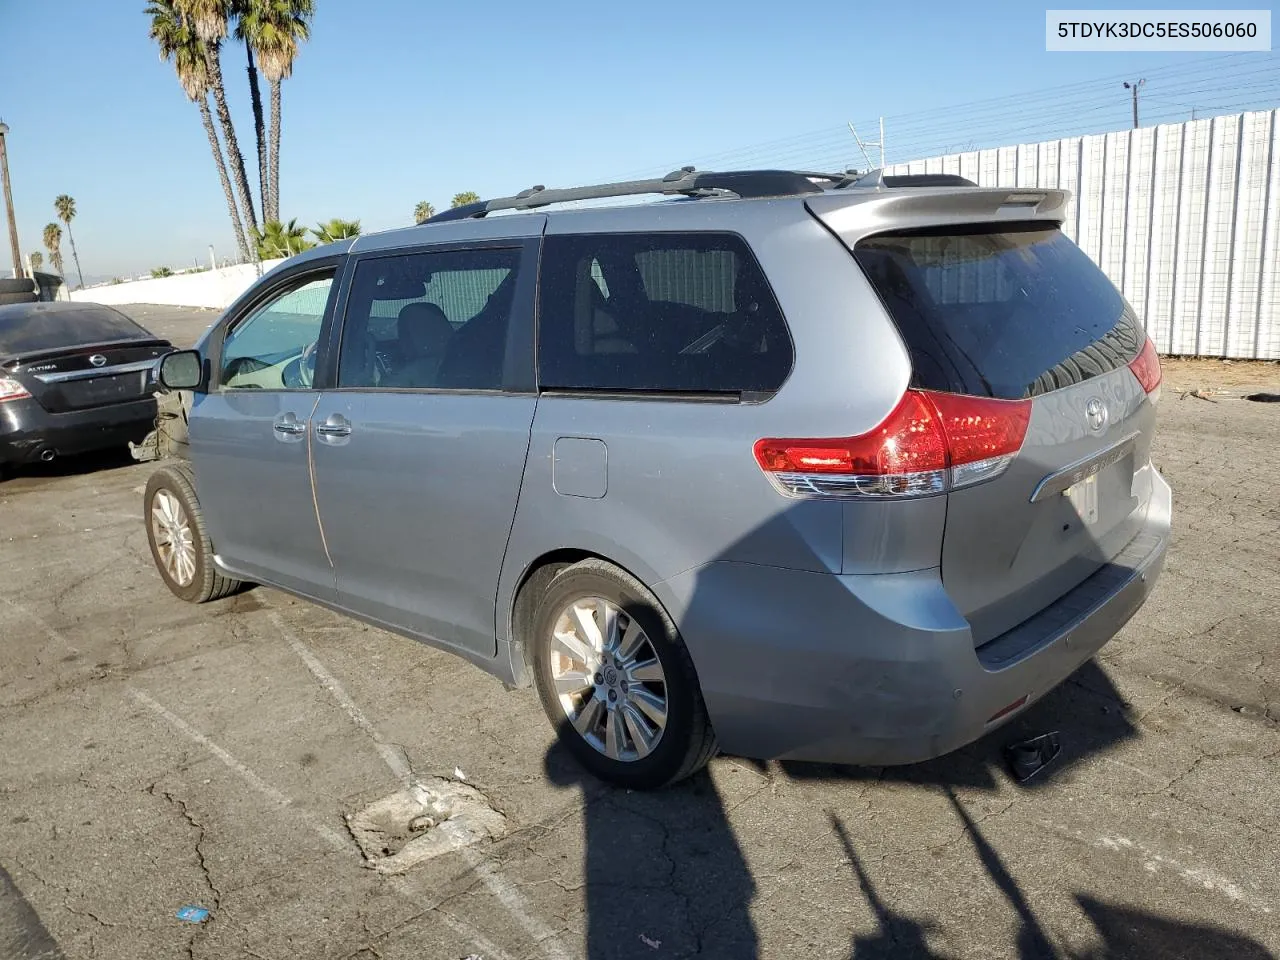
[157,350,204,391]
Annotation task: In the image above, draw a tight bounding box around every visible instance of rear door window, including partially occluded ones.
[337,247,522,391]
[537,232,793,397]
[854,224,1142,399]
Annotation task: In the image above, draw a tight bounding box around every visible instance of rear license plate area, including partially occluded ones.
[62,371,149,408]
[1065,474,1099,525]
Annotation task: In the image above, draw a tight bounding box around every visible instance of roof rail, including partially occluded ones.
[423,168,831,223]
[846,169,978,190]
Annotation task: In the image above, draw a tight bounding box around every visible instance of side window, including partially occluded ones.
[220,273,334,390]
[338,248,521,391]
[537,233,793,396]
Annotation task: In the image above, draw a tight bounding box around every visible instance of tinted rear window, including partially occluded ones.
[537,232,793,396]
[855,224,1142,399]
[0,305,150,356]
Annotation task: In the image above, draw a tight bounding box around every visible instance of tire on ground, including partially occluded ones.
[0,277,35,295]
[530,558,717,789]
[144,462,244,603]
[0,291,38,305]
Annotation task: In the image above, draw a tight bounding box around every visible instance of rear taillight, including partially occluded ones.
[754,390,1031,499]
[0,378,31,403]
[1128,336,1162,395]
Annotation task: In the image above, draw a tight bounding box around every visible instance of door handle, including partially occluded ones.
[272,412,306,438]
[315,413,352,439]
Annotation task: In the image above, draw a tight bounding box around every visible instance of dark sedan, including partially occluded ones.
[0,302,172,472]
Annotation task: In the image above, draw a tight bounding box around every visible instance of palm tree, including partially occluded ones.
[148,0,250,261]
[236,0,313,223]
[175,0,259,234]
[413,201,435,224]
[451,191,481,208]
[231,0,267,211]
[311,218,361,244]
[29,251,42,272]
[43,223,63,277]
[54,195,85,289]
[251,218,314,259]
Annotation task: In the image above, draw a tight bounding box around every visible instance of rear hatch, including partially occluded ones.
[808,192,1161,645]
[0,305,170,413]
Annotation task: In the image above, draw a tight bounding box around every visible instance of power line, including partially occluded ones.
[618,53,1277,178]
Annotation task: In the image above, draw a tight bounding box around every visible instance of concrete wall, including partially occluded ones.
[888,109,1280,360]
[70,259,285,310]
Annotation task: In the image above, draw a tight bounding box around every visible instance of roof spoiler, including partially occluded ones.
[847,169,979,189]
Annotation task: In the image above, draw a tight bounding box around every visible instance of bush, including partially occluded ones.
[151,266,174,278]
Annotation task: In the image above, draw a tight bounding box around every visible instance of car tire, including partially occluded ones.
[144,463,244,603]
[531,558,717,789]
[0,291,38,305]
[0,278,35,295]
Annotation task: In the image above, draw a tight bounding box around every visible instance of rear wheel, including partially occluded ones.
[144,464,243,603]
[531,559,716,789]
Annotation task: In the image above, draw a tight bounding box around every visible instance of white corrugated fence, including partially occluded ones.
[888,109,1280,359]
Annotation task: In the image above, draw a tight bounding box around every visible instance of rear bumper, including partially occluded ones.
[660,470,1171,765]
[0,397,157,464]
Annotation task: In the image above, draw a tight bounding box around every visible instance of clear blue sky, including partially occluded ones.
[1,0,1276,279]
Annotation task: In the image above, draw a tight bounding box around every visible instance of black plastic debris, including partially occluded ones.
[1244,393,1280,403]
[1003,732,1061,783]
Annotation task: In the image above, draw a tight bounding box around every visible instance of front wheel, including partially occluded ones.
[144,464,244,603]
[531,559,716,789]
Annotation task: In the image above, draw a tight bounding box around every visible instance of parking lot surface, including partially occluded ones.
[2,306,1278,959]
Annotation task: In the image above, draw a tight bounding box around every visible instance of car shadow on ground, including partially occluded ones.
[829,794,1274,960]
[0,447,139,485]
[545,658,1273,959]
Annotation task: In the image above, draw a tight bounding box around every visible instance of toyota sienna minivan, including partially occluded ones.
[146,168,1170,788]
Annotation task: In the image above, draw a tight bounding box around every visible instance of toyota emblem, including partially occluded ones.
[88,354,108,367]
[1085,397,1108,432]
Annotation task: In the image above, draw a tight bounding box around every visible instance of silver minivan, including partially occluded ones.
[147,168,1171,788]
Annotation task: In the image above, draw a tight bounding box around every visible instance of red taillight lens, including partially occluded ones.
[754,391,947,476]
[1128,336,1162,394]
[0,377,31,403]
[754,389,1031,499]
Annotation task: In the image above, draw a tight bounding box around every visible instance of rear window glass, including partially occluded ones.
[537,232,793,396]
[855,224,1142,399]
[0,305,150,356]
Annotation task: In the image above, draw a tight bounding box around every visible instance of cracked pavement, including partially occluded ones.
[1,307,1278,959]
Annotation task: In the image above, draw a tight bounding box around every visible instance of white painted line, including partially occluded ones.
[1045,821,1273,915]
[273,611,413,786]
[467,854,572,960]
[273,613,573,960]
[131,688,523,959]
[0,595,77,656]
[127,687,351,854]
[437,910,518,960]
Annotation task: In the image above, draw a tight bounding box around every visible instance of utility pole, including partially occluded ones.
[848,117,886,171]
[1123,79,1146,129]
[0,121,24,280]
